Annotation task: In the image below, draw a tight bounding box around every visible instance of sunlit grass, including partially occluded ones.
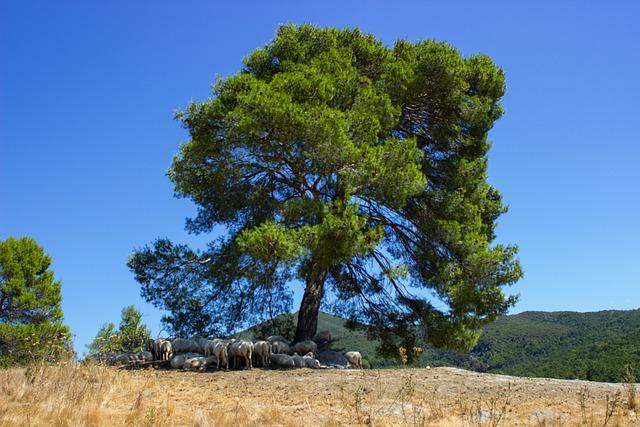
[0,363,636,426]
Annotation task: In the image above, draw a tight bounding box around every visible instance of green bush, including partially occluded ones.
[0,322,73,367]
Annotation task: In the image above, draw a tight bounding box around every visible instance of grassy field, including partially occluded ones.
[1,363,638,426]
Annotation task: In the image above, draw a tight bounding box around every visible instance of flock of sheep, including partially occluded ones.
[92,331,363,372]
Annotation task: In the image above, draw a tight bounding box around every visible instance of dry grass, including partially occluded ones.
[1,363,638,426]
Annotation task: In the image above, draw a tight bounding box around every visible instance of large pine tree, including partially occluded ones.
[128,25,522,355]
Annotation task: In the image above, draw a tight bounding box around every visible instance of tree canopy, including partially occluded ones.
[128,24,522,356]
[0,237,72,365]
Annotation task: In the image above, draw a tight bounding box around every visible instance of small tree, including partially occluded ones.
[86,322,119,354]
[0,237,72,365]
[87,306,151,354]
[117,305,151,352]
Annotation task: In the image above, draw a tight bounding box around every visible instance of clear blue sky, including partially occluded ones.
[2,1,639,354]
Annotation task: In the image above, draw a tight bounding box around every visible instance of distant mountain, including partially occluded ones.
[245,310,640,382]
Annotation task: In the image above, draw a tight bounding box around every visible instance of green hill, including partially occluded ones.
[245,310,640,382]
[460,310,640,382]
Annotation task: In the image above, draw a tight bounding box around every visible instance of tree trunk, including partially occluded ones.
[294,270,327,343]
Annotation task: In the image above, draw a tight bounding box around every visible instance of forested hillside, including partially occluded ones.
[275,310,640,382]
[459,310,640,381]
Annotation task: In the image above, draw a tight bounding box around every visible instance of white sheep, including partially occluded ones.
[292,340,317,355]
[303,352,321,369]
[88,352,116,364]
[252,341,271,367]
[291,354,306,368]
[228,340,253,369]
[203,340,215,357]
[266,335,289,345]
[212,342,228,369]
[172,338,201,354]
[158,339,173,361]
[238,340,254,369]
[270,353,295,369]
[211,338,226,347]
[170,354,186,369]
[271,340,290,355]
[135,351,154,362]
[183,355,217,370]
[114,353,133,365]
[344,351,362,369]
[170,352,202,369]
[197,337,209,351]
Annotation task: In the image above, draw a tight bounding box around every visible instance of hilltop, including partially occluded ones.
[245,310,640,382]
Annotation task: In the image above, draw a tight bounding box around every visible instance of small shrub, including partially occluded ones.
[602,391,621,427]
[361,358,371,369]
[622,365,637,411]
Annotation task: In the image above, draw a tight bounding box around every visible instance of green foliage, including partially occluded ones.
[0,322,72,367]
[456,310,640,382]
[86,323,119,354]
[129,24,521,350]
[86,306,151,354]
[117,305,151,352]
[245,313,297,341]
[0,237,72,366]
[305,311,640,383]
